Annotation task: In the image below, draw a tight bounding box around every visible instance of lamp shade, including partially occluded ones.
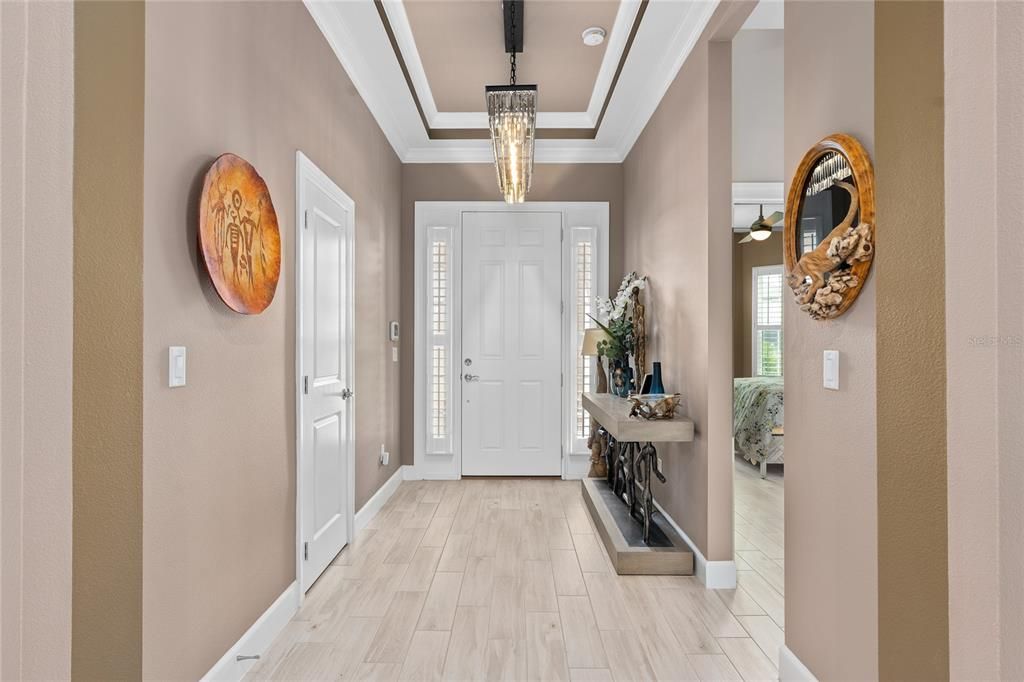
[581,328,611,356]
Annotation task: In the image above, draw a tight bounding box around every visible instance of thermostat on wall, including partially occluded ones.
[388,321,400,342]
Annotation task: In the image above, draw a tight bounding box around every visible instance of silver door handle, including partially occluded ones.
[464,374,479,382]
[341,388,354,399]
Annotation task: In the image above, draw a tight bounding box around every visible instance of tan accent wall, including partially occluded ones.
[732,235,783,378]
[72,2,146,679]
[875,2,949,678]
[399,163,624,467]
[783,2,879,678]
[0,2,74,678]
[142,1,402,678]
[946,2,1024,678]
[619,3,747,562]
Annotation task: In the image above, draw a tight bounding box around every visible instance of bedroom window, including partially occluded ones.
[753,264,784,377]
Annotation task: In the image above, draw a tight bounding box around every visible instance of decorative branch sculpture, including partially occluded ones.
[786,181,874,320]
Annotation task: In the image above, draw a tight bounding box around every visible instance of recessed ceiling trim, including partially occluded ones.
[380,0,641,131]
[587,0,642,123]
[304,0,720,163]
[598,0,719,159]
[379,0,440,127]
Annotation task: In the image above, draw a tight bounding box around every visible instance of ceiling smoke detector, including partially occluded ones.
[582,27,606,47]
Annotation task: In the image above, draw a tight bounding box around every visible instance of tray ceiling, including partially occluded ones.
[305,0,719,162]
[405,1,620,113]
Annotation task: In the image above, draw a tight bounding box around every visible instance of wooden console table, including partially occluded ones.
[582,393,694,555]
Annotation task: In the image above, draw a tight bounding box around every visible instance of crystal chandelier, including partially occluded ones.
[486,1,536,204]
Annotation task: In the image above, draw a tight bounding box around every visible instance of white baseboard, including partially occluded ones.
[355,464,408,531]
[563,454,591,480]
[652,498,737,589]
[201,581,300,681]
[204,467,411,681]
[779,644,817,681]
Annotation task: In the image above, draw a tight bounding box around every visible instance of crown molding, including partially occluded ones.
[305,0,719,164]
[600,0,718,161]
[402,139,625,164]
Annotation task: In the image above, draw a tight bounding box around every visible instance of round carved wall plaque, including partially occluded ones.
[198,153,281,314]
[784,134,876,320]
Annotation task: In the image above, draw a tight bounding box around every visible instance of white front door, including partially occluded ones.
[461,211,562,476]
[297,154,354,592]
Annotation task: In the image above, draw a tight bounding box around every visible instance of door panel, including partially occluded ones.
[461,211,562,476]
[299,165,353,592]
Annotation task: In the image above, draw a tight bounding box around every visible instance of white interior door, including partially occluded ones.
[297,154,354,592]
[461,211,562,475]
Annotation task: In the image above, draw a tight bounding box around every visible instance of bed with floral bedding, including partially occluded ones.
[733,377,784,477]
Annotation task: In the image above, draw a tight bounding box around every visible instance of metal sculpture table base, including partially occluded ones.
[600,431,667,544]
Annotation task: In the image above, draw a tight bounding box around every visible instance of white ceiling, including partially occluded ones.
[304,0,720,163]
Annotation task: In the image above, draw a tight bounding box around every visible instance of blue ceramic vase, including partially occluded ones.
[649,361,666,395]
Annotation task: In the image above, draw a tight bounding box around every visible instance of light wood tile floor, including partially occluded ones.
[249,472,783,681]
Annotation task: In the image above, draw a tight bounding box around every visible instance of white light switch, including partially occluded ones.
[823,350,839,390]
[169,346,187,388]
[392,347,399,363]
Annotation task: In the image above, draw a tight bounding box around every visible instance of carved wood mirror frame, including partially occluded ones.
[784,133,876,320]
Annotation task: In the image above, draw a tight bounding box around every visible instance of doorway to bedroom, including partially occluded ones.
[728,6,786,665]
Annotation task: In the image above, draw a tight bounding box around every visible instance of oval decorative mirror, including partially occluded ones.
[784,133,875,320]
[198,153,281,314]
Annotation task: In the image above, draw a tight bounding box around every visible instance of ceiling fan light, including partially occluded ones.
[486,84,537,204]
[750,226,773,241]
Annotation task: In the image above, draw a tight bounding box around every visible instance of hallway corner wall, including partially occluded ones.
[945,1,1024,678]
[0,1,75,678]
[620,4,752,565]
[875,1,949,678]
[72,1,146,678]
[142,1,402,678]
[782,2,878,679]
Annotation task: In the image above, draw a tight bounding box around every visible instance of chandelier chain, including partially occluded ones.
[509,1,517,85]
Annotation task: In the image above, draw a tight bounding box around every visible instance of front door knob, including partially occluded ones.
[464,374,479,382]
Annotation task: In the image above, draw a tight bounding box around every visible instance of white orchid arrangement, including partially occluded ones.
[590,272,648,361]
[595,271,648,320]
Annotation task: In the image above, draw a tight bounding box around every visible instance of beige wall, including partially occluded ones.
[783,2,879,679]
[142,1,402,678]
[732,235,783,378]
[875,2,949,678]
[732,29,784,183]
[0,2,74,678]
[399,163,624,467]
[621,5,746,562]
[946,2,1024,679]
[73,2,146,679]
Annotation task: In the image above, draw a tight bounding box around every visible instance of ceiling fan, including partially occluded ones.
[738,204,784,243]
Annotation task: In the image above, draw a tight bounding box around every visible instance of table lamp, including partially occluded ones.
[580,328,611,393]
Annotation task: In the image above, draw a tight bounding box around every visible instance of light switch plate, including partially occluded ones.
[823,350,839,390]
[169,346,186,388]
